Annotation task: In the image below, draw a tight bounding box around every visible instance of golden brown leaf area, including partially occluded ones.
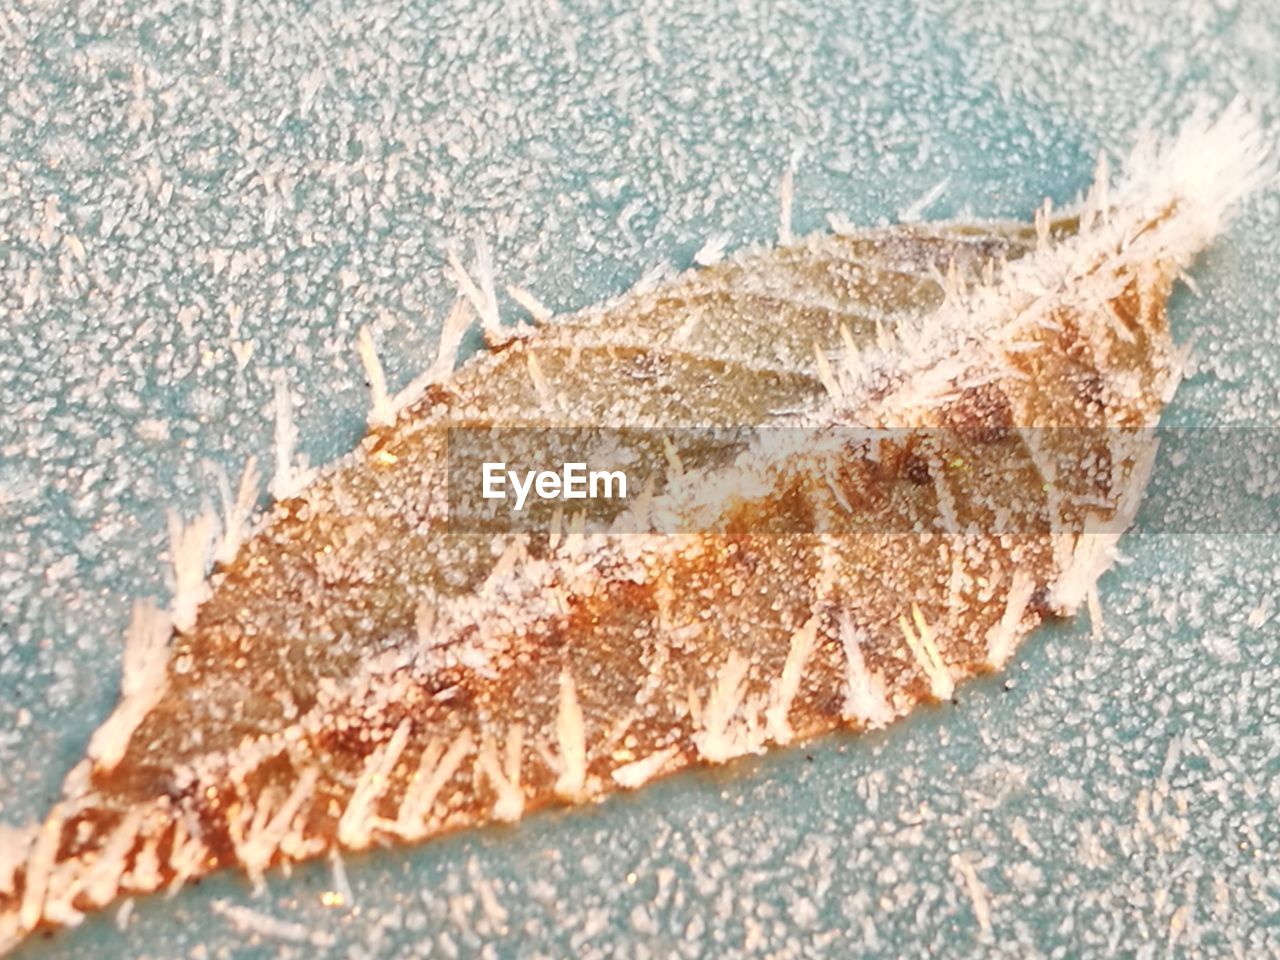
[2,210,1190,947]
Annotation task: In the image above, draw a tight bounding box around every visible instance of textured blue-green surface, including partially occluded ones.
[2,1,1278,957]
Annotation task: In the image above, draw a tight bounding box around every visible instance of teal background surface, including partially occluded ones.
[1,0,1278,956]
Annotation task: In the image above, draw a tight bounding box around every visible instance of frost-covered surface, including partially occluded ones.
[1,1,1277,957]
